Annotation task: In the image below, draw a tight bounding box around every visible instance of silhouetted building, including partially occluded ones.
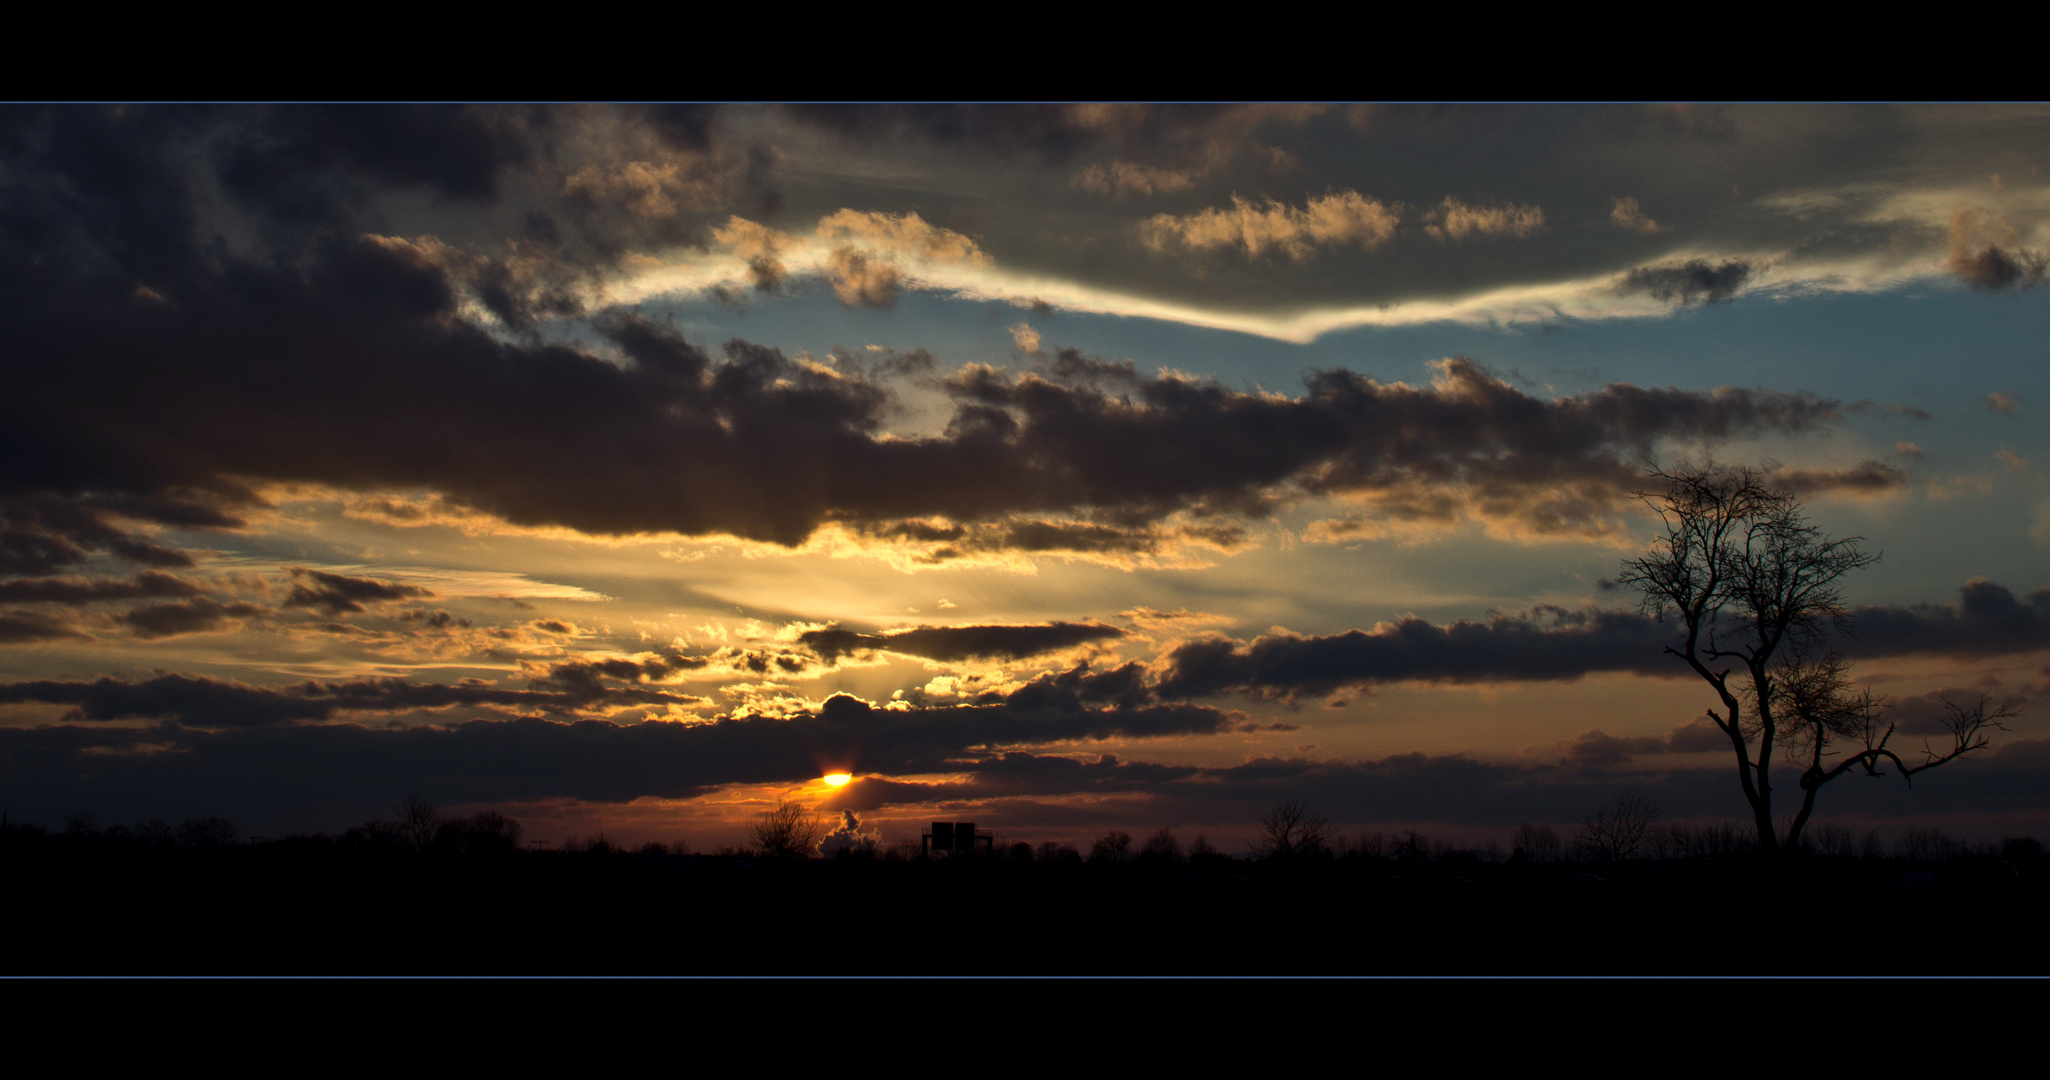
[922,821,994,857]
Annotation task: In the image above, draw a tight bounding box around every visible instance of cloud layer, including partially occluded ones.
[1152,580,2050,701]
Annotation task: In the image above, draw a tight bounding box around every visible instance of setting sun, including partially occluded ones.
[822,773,852,787]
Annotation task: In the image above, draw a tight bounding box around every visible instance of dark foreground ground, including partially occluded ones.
[6,837,2045,976]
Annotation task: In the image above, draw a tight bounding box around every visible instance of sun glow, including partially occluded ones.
[822,773,853,787]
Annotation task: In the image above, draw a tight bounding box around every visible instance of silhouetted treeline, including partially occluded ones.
[14,810,2031,867]
[6,804,2048,976]
[13,791,2043,875]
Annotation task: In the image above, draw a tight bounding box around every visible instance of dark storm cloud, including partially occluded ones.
[1663,716,1730,753]
[782,104,1311,165]
[632,104,721,153]
[850,516,1248,566]
[0,609,91,645]
[0,495,210,578]
[744,253,786,293]
[1153,579,2050,701]
[213,105,541,220]
[1839,579,2050,659]
[525,642,827,686]
[1154,607,1675,701]
[1949,244,2047,290]
[1947,211,2047,292]
[800,692,1241,772]
[879,659,1154,712]
[1557,729,1667,766]
[119,597,267,640]
[798,621,1126,662]
[999,661,1153,711]
[0,106,1861,562]
[922,352,1838,540]
[1618,259,1753,305]
[530,653,711,690]
[283,569,434,615]
[0,667,1228,752]
[1555,718,1730,766]
[0,687,1241,823]
[0,671,709,729]
[1002,520,1185,553]
[0,242,1844,554]
[0,571,200,603]
[399,609,469,629]
[1768,460,1909,495]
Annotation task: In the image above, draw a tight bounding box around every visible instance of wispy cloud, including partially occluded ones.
[1139,191,1403,261]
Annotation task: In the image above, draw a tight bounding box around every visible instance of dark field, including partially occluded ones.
[6,830,2044,976]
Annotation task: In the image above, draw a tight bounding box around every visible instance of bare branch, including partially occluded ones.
[1576,794,1661,862]
[1251,799,1333,860]
[1898,694,2019,780]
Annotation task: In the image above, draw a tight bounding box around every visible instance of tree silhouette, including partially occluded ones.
[1511,822,1563,862]
[749,802,825,859]
[1138,827,1183,862]
[1089,831,1134,864]
[1252,800,1333,860]
[1618,464,2014,855]
[177,817,240,848]
[1389,829,1430,862]
[397,794,440,852]
[1576,794,1660,862]
[1036,841,1081,863]
[435,810,523,855]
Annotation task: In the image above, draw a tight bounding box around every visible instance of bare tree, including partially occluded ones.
[1511,822,1563,863]
[1619,464,2016,856]
[1138,827,1183,862]
[397,794,440,852]
[749,802,825,859]
[1389,829,1431,862]
[1089,831,1134,863]
[1576,794,1661,862]
[1036,840,1081,863]
[436,810,523,855]
[1252,800,1334,860]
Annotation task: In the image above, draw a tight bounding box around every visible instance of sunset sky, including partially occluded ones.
[3,103,2047,848]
